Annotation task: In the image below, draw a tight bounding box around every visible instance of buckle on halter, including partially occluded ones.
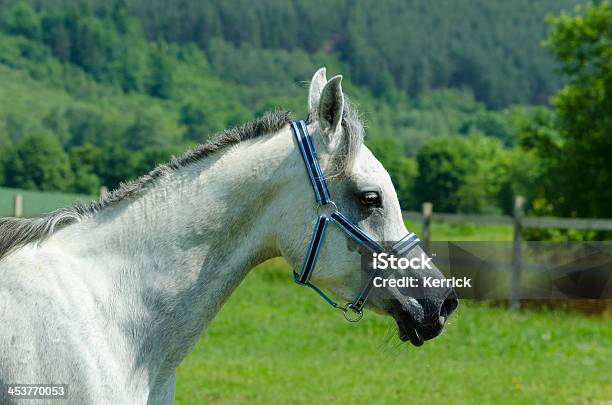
[342,303,364,322]
[315,200,338,217]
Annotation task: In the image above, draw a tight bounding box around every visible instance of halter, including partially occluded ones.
[291,120,420,322]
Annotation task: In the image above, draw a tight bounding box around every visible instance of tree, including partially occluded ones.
[414,136,472,213]
[148,42,174,98]
[41,12,71,61]
[64,107,122,148]
[124,109,182,151]
[414,135,506,213]
[4,132,73,191]
[368,137,418,209]
[535,2,612,217]
[2,1,42,40]
[495,148,544,216]
[69,144,102,194]
[180,102,209,142]
[0,129,10,185]
[134,145,185,175]
[0,149,7,186]
[96,145,140,190]
[455,136,507,214]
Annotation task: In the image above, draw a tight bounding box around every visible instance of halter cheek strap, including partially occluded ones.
[290,120,419,321]
[291,121,331,206]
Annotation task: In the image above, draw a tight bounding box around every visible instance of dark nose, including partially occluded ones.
[440,289,458,319]
[420,289,458,340]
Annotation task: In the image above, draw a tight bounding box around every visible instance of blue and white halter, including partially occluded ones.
[290,120,420,322]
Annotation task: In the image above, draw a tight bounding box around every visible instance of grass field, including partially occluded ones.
[0,187,94,217]
[175,259,611,404]
[404,219,513,241]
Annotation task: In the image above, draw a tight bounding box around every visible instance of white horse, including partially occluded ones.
[0,68,457,404]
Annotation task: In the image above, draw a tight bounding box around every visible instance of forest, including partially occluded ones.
[0,0,610,229]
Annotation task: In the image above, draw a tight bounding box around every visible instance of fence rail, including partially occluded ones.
[403,196,612,310]
[402,208,612,231]
[522,216,612,231]
[403,211,514,225]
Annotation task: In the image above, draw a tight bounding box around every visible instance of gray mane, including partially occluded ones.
[0,105,364,261]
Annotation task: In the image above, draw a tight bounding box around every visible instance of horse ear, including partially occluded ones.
[308,67,327,117]
[317,75,344,138]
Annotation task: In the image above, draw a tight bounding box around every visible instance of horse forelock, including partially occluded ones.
[338,97,365,176]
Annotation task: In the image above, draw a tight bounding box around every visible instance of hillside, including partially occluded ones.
[3,0,608,220]
[0,1,536,186]
[106,0,580,108]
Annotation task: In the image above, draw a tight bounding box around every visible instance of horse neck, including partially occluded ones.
[54,125,296,379]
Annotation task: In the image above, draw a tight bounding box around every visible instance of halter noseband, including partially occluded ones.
[290,120,420,322]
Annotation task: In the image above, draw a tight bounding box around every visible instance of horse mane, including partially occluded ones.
[0,104,364,261]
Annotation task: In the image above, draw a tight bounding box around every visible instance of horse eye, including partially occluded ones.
[359,191,381,207]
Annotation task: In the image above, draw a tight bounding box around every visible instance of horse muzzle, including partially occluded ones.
[390,289,458,346]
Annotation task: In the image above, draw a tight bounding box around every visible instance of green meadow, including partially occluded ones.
[175,221,608,404]
[0,186,94,217]
[404,219,513,242]
[176,259,611,404]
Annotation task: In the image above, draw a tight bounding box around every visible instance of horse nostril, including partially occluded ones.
[440,290,459,318]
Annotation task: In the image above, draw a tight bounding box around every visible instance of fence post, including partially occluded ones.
[422,202,432,251]
[14,193,23,218]
[510,195,524,310]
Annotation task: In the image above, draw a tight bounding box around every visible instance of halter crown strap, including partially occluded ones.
[291,120,331,206]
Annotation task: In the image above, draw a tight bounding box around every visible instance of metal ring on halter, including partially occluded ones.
[343,303,364,322]
[316,200,338,217]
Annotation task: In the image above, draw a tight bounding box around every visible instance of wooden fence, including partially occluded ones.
[403,196,612,310]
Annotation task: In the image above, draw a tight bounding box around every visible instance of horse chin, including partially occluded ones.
[389,308,425,347]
